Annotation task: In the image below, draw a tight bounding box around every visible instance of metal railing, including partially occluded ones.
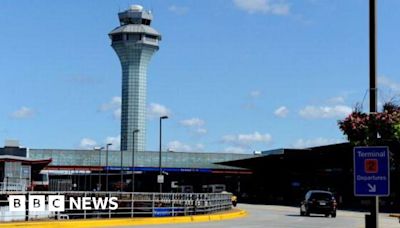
[0,191,232,222]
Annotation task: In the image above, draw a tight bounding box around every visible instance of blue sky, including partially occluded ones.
[1,0,400,153]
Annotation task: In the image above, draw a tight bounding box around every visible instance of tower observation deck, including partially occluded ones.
[109,5,161,152]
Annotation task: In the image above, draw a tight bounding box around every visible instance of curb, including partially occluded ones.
[0,209,247,228]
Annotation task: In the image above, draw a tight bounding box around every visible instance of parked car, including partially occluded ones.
[300,190,337,217]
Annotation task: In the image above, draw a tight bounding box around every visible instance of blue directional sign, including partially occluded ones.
[354,146,390,196]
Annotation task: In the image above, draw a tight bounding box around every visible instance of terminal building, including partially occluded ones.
[0,140,254,193]
[1,139,400,212]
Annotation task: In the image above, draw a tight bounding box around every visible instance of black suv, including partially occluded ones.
[300,190,337,217]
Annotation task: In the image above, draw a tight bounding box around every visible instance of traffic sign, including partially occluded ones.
[354,146,390,196]
[171,181,178,188]
[157,175,164,184]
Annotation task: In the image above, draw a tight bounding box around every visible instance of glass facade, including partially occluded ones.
[113,45,157,153]
[29,149,254,170]
[3,162,31,186]
[4,162,22,182]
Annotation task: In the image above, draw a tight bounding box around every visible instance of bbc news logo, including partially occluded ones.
[8,195,119,212]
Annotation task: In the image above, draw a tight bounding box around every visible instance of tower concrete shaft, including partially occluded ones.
[109,5,161,152]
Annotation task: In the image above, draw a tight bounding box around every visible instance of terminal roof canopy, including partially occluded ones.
[0,155,51,172]
[218,143,354,172]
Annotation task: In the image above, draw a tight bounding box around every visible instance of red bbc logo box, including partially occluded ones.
[365,159,379,173]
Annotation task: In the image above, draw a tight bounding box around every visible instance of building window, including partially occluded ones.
[141,19,151,25]
[127,34,141,41]
[145,35,158,42]
[112,34,123,42]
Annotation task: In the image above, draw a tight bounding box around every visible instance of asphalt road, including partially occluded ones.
[130,204,399,228]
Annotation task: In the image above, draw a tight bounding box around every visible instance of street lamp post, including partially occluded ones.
[120,147,124,191]
[132,129,139,192]
[159,116,168,193]
[94,146,104,191]
[105,143,112,192]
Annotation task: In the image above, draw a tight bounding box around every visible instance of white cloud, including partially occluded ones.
[224,146,248,153]
[167,140,204,152]
[100,99,172,120]
[180,118,205,127]
[233,0,290,15]
[238,132,272,144]
[196,128,208,134]
[222,135,236,142]
[104,135,121,150]
[291,137,345,149]
[299,105,352,119]
[180,118,207,135]
[100,96,121,111]
[222,132,272,146]
[99,96,121,119]
[79,138,97,149]
[271,3,290,15]
[327,96,345,104]
[168,141,191,152]
[195,143,205,151]
[250,90,261,98]
[274,106,289,118]
[243,90,262,110]
[11,106,35,119]
[379,76,400,92]
[148,103,171,118]
[78,135,121,150]
[168,5,189,15]
[113,108,121,120]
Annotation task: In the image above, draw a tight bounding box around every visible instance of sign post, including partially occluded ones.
[354,146,390,197]
[354,146,390,228]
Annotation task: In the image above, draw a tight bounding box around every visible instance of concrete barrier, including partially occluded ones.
[0,208,247,227]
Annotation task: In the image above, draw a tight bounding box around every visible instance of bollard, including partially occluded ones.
[365,214,377,228]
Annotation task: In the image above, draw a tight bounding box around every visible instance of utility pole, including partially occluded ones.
[106,143,112,192]
[368,0,378,228]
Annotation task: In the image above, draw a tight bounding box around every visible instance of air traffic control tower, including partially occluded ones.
[109,5,161,152]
